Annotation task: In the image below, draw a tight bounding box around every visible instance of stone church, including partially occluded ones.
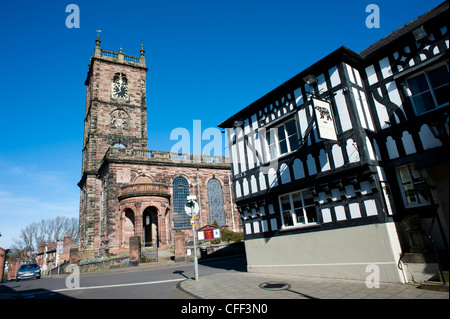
[78,35,241,259]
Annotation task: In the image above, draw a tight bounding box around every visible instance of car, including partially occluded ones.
[16,262,41,281]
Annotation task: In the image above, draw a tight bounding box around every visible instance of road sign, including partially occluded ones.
[57,241,64,255]
[185,196,199,217]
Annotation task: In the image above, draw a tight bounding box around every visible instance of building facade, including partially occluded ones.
[78,36,240,259]
[219,2,448,283]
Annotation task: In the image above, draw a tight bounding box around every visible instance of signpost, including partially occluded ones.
[185,195,199,280]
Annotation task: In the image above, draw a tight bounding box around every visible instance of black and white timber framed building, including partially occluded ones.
[219,2,449,283]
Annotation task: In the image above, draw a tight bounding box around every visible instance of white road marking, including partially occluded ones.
[53,278,185,293]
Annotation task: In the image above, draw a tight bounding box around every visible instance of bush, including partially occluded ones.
[210,221,244,243]
[220,227,244,243]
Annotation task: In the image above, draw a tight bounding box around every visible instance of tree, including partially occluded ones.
[12,216,79,252]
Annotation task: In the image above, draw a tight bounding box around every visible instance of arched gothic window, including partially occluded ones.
[208,178,225,226]
[172,176,190,228]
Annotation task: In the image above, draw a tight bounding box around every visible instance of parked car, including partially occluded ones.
[16,263,41,281]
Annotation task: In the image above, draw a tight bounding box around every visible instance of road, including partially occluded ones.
[1,256,246,299]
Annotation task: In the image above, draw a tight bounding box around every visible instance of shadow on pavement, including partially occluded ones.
[198,255,247,272]
[259,281,319,299]
[0,281,74,299]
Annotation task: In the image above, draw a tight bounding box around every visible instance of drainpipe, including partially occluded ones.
[196,168,202,228]
[228,172,236,232]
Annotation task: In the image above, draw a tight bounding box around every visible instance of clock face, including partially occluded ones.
[112,74,129,100]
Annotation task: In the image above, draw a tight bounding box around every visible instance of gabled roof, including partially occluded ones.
[360,1,449,59]
[218,2,449,129]
[218,46,362,128]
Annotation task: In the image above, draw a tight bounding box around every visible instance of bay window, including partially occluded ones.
[405,63,449,115]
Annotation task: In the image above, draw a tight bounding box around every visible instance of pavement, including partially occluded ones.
[178,259,449,300]
[179,272,448,299]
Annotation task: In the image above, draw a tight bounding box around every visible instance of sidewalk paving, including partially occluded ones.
[179,270,449,299]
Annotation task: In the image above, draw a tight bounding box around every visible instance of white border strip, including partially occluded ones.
[249,261,397,268]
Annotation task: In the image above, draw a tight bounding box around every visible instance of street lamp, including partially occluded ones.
[428,117,449,144]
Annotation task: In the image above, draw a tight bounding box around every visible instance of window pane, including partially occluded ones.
[289,134,299,151]
[267,130,278,159]
[278,126,288,155]
[398,166,411,184]
[285,120,297,136]
[280,196,291,211]
[305,206,318,223]
[404,185,417,204]
[407,74,429,94]
[295,209,305,224]
[283,211,294,226]
[415,182,431,204]
[279,139,288,155]
[292,193,302,209]
[411,168,424,183]
[434,84,449,106]
[286,120,299,152]
[302,192,314,206]
[412,92,435,113]
[278,126,286,140]
[427,66,449,89]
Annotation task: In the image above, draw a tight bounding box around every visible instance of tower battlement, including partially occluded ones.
[92,33,146,68]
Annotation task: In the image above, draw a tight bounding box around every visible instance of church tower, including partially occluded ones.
[78,35,148,257]
[82,35,148,173]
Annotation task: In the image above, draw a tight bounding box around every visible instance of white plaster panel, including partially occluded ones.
[321,208,332,223]
[319,149,330,172]
[259,172,267,191]
[329,66,341,87]
[386,136,399,159]
[270,218,278,230]
[401,131,417,155]
[365,64,378,86]
[332,144,344,168]
[334,89,352,132]
[379,57,392,79]
[334,206,346,221]
[364,199,378,216]
[293,158,305,180]
[419,124,442,150]
[349,203,362,219]
[306,154,317,176]
[280,163,291,184]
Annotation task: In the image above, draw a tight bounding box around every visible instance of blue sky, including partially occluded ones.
[0,0,443,249]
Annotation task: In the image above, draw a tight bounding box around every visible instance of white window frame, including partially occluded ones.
[264,118,300,161]
[278,189,319,231]
[395,164,432,208]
